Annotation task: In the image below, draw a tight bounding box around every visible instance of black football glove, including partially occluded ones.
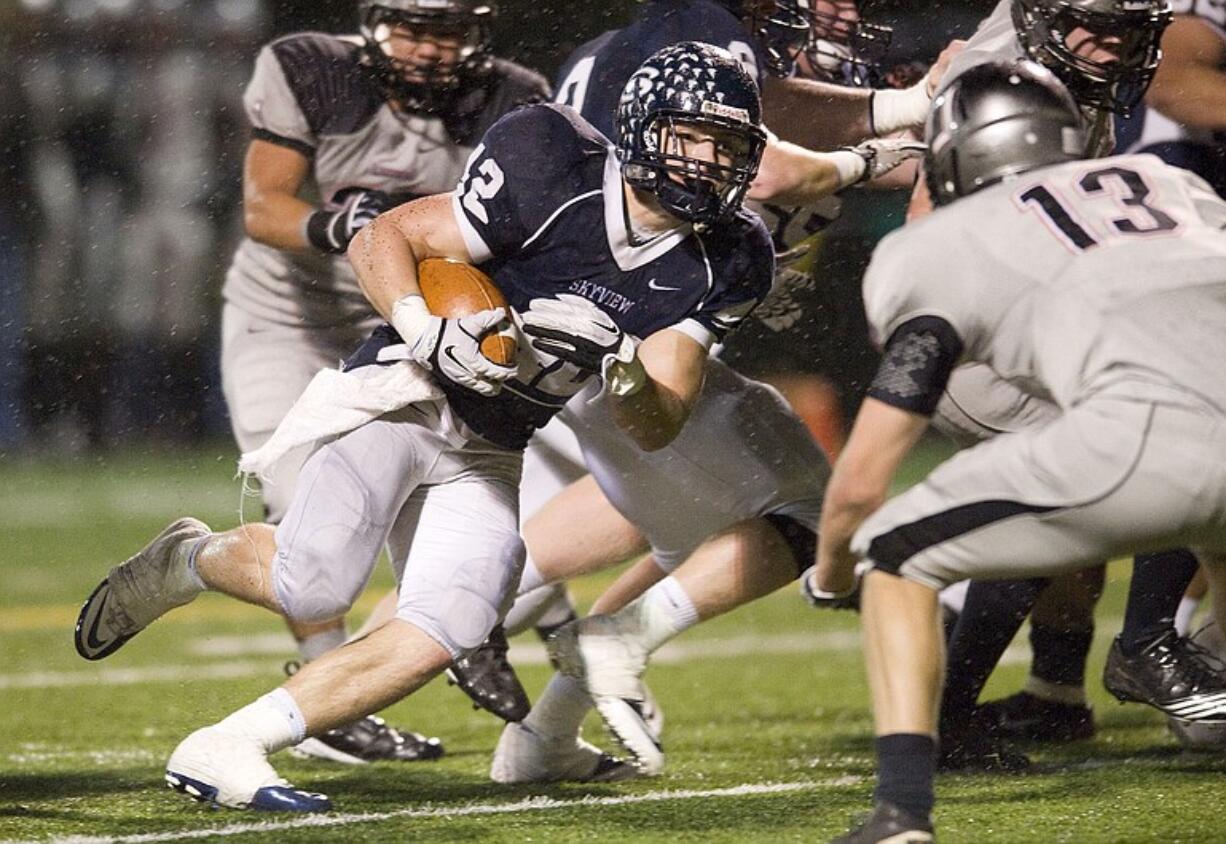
[307,186,393,254]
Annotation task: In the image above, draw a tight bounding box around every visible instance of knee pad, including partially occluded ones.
[398,532,526,658]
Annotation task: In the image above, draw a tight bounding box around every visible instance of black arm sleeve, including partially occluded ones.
[867,315,964,416]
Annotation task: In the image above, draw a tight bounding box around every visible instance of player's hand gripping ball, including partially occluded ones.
[417,258,519,366]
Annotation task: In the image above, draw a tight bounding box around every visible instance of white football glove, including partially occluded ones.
[520,294,639,385]
[800,562,872,612]
[831,139,926,188]
[404,307,517,397]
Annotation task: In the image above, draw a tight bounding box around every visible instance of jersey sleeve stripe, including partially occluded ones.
[451,189,495,264]
[522,190,602,249]
[251,127,315,158]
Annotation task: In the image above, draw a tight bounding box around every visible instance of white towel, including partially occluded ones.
[238,353,443,480]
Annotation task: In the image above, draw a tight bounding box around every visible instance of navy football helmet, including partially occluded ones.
[1011,0,1172,114]
[799,0,892,87]
[616,42,768,228]
[926,61,1086,206]
[359,0,495,114]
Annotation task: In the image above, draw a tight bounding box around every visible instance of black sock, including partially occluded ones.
[941,578,1046,725]
[874,734,936,819]
[1118,549,1200,656]
[1030,623,1093,687]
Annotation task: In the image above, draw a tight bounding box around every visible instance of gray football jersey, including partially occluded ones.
[865,154,1226,414]
[941,0,1114,157]
[223,33,549,327]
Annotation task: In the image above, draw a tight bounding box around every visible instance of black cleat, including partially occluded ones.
[1103,631,1226,722]
[832,801,934,843]
[978,691,1095,742]
[446,625,531,722]
[290,715,444,765]
[939,711,1031,773]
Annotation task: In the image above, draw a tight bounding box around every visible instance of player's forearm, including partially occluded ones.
[762,76,873,148]
[244,191,317,252]
[609,376,689,452]
[749,141,843,205]
[816,474,886,592]
[347,214,424,323]
[1147,64,1226,130]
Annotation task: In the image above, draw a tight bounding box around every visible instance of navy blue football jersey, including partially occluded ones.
[438,102,772,448]
[553,0,770,138]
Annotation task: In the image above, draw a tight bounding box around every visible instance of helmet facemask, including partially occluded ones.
[743,0,812,76]
[359,1,494,114]
[625,111,767,228]
[799,0,892,87]
[1012,0,1172,114]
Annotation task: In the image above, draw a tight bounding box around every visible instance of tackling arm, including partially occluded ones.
[814,398,930,594]
[1145,16,1226,130]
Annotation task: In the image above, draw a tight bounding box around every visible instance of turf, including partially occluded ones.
[0,442,1223,843]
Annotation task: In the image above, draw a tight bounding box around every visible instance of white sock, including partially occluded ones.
[297,627,347,663]
[504,584,574,636]
[517,553,548,595]
[524,673,590,741]
[173,535,210,595]
[216,688,307,752]
[535,589,577,630]
[1175,596,1202,636]
[1023,675,1087,706]
[618,576,700,654]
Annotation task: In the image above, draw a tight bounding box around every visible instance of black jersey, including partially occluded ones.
[553,0,770,138]
[404,103,773,449]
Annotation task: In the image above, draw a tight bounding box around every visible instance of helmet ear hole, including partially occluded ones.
[615,42,768,227]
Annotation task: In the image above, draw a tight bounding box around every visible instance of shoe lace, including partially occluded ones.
[1156,632,1226,692]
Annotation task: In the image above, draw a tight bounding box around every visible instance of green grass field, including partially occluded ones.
[1,443,1224,843]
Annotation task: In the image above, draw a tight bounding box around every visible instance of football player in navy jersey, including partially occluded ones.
[73,43,775,812]
[198,0,550,762]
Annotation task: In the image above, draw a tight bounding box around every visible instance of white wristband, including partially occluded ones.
[828,150,867,190]
[870,74,933,136]
[391,294,434,345]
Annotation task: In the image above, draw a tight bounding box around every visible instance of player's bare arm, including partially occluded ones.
[607,327,708,452]
[761,38,964,149]
[241,139,314,251]
[815,398,928,594]
[348,193,472,320]
[1145,15,1226,129]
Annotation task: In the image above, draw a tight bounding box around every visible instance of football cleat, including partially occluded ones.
[1103,631,1226,722]
[289,715,444,764]
[832,800,934,844]
[547,616,664,775]
[1168,715,1226,750]
[75,517,211,660]
[939,711,1031,773]
[978,691,1095,742]
[446,625,531,722]
[166,725,331,812]
[489,721,638,784]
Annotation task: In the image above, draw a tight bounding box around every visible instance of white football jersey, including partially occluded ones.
[865,154,1226,414]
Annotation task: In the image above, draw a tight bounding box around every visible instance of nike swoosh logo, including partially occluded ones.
[443,345,474,374]
[647,279,681,292]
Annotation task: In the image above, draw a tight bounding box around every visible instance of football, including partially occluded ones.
[417,257,518,366]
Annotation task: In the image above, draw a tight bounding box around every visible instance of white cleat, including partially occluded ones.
[75,517,211,660]
[548,616,665,776]
[166,725,331,812]
[490,721,638,784]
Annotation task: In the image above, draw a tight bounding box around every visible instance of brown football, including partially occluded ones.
[417,257,518,366]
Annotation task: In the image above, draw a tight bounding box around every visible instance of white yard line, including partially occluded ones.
[0,632,864,691]
[5,779,860,844]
